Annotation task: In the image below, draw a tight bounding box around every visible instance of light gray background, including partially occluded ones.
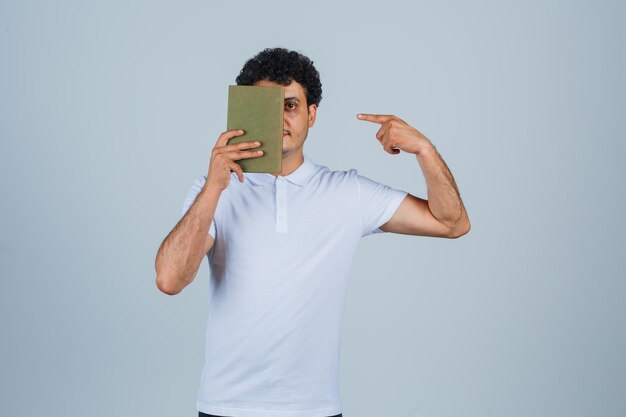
[1,1,624,416]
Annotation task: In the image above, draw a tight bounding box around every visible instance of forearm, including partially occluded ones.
[416,144,470,232]
[155,185,221,294]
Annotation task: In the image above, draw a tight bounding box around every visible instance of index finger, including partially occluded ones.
[216,129,245,147]
[356,113,395,124]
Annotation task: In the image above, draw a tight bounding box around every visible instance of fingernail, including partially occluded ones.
[255,141,260,145]
[357,114,363,119]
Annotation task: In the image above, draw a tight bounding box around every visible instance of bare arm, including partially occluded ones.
[154,129,264,295]
[155,186,220,295]
[357,113,470,238]
[380,146,470,238]
[415,145,469,234]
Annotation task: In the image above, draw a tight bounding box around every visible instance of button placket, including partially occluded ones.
[275,177,288,233]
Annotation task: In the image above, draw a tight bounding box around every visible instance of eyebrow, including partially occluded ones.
[284,97,300,102]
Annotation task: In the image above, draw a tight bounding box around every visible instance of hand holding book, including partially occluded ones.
[205,129,264,192]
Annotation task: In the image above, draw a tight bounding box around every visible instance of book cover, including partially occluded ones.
[226,85,284,173]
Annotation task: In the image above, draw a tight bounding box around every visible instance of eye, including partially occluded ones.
[285,102,297,110]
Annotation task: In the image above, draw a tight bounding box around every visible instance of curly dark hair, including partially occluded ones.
[236,47,322,108]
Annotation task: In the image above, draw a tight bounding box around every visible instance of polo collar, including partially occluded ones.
[245,154,317,187]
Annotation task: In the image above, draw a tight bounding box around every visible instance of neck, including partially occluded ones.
[272,150,304,177]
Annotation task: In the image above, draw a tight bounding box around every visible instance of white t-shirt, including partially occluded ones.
[181,154,408,417]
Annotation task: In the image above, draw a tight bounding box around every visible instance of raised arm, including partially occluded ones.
[357,113,470,238]
[154,129,264,295]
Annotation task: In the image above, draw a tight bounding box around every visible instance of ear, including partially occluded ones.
[308,104,317,128]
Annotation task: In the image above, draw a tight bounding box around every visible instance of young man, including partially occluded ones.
[155,48,470,417]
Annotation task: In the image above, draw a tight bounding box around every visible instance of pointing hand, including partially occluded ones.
[357,113,432,155]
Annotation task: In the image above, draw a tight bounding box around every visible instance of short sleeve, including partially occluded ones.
[355,172,408,237]
[181,175,216,240]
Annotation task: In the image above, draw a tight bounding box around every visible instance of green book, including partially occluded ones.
[226,85,284,173]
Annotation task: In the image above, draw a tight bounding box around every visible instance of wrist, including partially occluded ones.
[415,142,437,158]
[200,183,223,199]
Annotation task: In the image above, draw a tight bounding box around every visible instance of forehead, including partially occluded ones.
[253,79,305,99]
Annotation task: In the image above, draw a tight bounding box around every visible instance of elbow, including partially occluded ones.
[154,255,187,295]
[155,274,183,296]
[446,216,471,239]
